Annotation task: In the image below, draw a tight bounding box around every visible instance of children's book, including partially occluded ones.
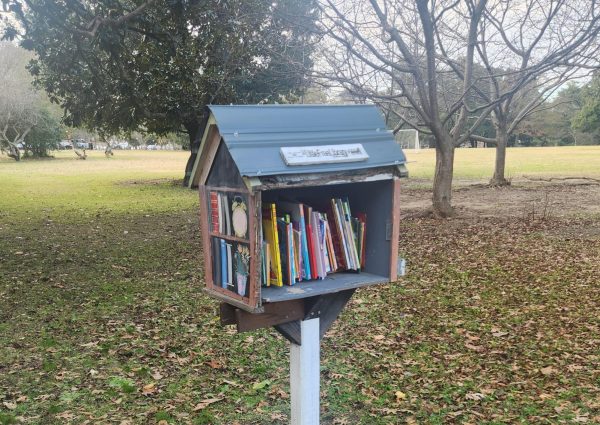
[262,203,283,287]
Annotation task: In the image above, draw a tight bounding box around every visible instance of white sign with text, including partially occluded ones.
[280,143,369,166]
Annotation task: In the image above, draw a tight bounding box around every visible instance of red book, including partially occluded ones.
[210,191,219,233]
[303,205,318,280]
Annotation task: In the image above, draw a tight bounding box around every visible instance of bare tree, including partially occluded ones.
[320,0,498,217]
[472,0,600,186]
[319,0,600,215]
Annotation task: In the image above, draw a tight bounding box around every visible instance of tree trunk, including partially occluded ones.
[432,140,455,217]
[491,123,510,186]
[183,120,201,187]
[7,144,21,161]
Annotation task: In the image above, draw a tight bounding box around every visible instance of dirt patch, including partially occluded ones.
[401,181,600,219]
[119,177,184,186]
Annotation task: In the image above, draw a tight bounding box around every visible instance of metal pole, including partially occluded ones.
[290,318,320,425]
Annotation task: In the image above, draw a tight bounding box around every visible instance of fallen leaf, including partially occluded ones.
[465,392,485,401]
[541,366,557,376]
[252,379,271,390]
[3,401,16,410]
[465,343,484,352]
[142,383,157,395]
[193,397,223,411]
[373,335,385,341]
[395,391,406,402]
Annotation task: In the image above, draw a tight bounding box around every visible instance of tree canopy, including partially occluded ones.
[5,0,317,142]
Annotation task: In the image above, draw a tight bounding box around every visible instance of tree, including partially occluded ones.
[320,0,498,217]
[573,74,600,133]
[470,0,600,185]
[5,0,317,176]
[0,41,44,160]
[22,108,60,157]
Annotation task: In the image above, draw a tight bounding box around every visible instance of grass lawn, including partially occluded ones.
[405,145,600,181]
[1,148,599,424]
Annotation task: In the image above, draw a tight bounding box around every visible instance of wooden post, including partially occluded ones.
[290,318,320,425]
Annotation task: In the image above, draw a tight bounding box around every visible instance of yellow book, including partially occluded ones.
[262,203,283,287]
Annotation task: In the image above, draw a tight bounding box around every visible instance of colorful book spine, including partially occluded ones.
[220,238,227,288]
[210,191,219,233]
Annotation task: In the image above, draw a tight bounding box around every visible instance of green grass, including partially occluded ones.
[405,145,600,180]
[1,149,599,423]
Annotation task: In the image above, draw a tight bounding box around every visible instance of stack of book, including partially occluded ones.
[210,191,232,236]
[212,237,233,289]
[261,198,366,287]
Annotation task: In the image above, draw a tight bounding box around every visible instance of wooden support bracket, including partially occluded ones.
[219,300,304,333]
[275,289,356,345]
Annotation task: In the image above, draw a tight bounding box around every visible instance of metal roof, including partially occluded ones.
[204,104,406,178]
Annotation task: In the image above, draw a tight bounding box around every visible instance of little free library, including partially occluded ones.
[187,104,407,424]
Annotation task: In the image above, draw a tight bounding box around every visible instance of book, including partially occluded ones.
[220,238,227,288]
[293,229,302,282]
[262,203,283,287]
[223,194,231,236]
[277,218,291,285]
[210,191,219,233]
[226,243,233,287]
[357,212,367,268]
[329,199,349,270]
[212,237,221,285]
[278,201,311,280]
[303,205,318,279]
[217,195,223,234]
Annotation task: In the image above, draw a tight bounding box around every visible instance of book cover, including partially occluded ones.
[357,212,367,268]
[276,218,290,285]
[217,194,223,234]
[262,203,283,286]
[223,194,231,236]
[210,191,219,233]
[226,243,233,287]
[329,199,349,270]
[220,238,227,288]
[303,205,318,279]
[212,237,221,285]
[278,201,311,280]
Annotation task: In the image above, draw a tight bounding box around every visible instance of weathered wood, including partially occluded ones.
[198,186,213,287]
[304,289,355,339]
[206,141,247,189]
[389,177,401,281]
[275,320,302,345]
[252,166,399,190]
[250,191,262,311]
[198,125,222,186]
[234,299,304,332]
[202,288,264,314]
[219,302,237,326]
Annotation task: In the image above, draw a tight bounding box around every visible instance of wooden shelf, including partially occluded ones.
[209,232,250,244]
[261,272,389,303]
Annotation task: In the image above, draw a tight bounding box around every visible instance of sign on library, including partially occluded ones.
[280,143,369,166]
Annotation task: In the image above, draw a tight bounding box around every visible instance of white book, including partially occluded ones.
[217,194,223,234]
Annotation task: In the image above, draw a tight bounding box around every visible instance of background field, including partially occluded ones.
[1,148,599,424]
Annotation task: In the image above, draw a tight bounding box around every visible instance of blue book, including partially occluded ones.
[220,239,227,289]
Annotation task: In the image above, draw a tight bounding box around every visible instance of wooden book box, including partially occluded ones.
[188,105,407,332]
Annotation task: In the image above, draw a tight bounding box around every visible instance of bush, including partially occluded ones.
[22,109,60,158]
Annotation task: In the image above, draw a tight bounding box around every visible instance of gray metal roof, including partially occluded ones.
[206,104,406,177]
